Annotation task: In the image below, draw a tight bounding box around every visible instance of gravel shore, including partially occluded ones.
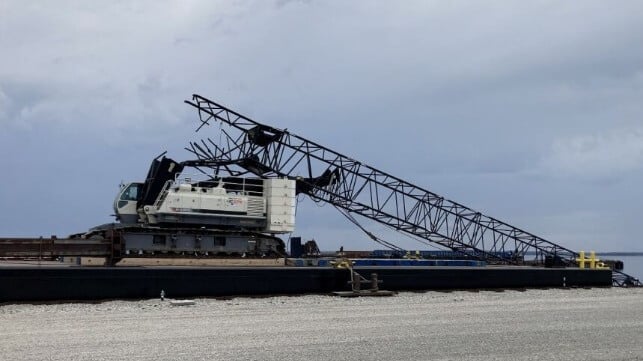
[1,288,641,361]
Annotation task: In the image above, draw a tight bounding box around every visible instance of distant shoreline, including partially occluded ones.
[521,252,643,257]
[596,252,643,257]
[329,251,643,257]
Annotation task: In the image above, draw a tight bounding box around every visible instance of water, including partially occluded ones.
[604,254,643,280]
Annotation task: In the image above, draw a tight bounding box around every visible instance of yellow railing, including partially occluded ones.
[576,251,608,269]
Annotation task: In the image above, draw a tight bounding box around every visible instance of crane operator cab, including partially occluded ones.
[114,182,143,224]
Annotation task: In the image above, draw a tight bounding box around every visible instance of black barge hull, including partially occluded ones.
[0,266,612,302]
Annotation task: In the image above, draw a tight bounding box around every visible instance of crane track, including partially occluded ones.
[0,224,286,265]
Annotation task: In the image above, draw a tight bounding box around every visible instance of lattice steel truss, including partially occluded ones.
[183,94,641,286]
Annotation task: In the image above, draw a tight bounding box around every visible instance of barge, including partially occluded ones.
[0,261,612,302]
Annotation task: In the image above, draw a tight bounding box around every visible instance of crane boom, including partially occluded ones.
[184,94,641,287]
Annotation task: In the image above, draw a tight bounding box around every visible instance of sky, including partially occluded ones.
[1,0,642,252]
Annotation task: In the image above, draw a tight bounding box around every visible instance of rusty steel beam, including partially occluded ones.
[0,238,111,258]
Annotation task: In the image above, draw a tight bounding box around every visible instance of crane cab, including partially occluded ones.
[114,182,143,224]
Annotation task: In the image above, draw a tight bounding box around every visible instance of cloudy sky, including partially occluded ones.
[1,1,642,252]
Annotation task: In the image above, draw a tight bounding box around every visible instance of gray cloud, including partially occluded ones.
[537,127,643,182]
[1,0,642,251]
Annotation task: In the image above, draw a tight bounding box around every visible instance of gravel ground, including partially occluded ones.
[0,288,642,361]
